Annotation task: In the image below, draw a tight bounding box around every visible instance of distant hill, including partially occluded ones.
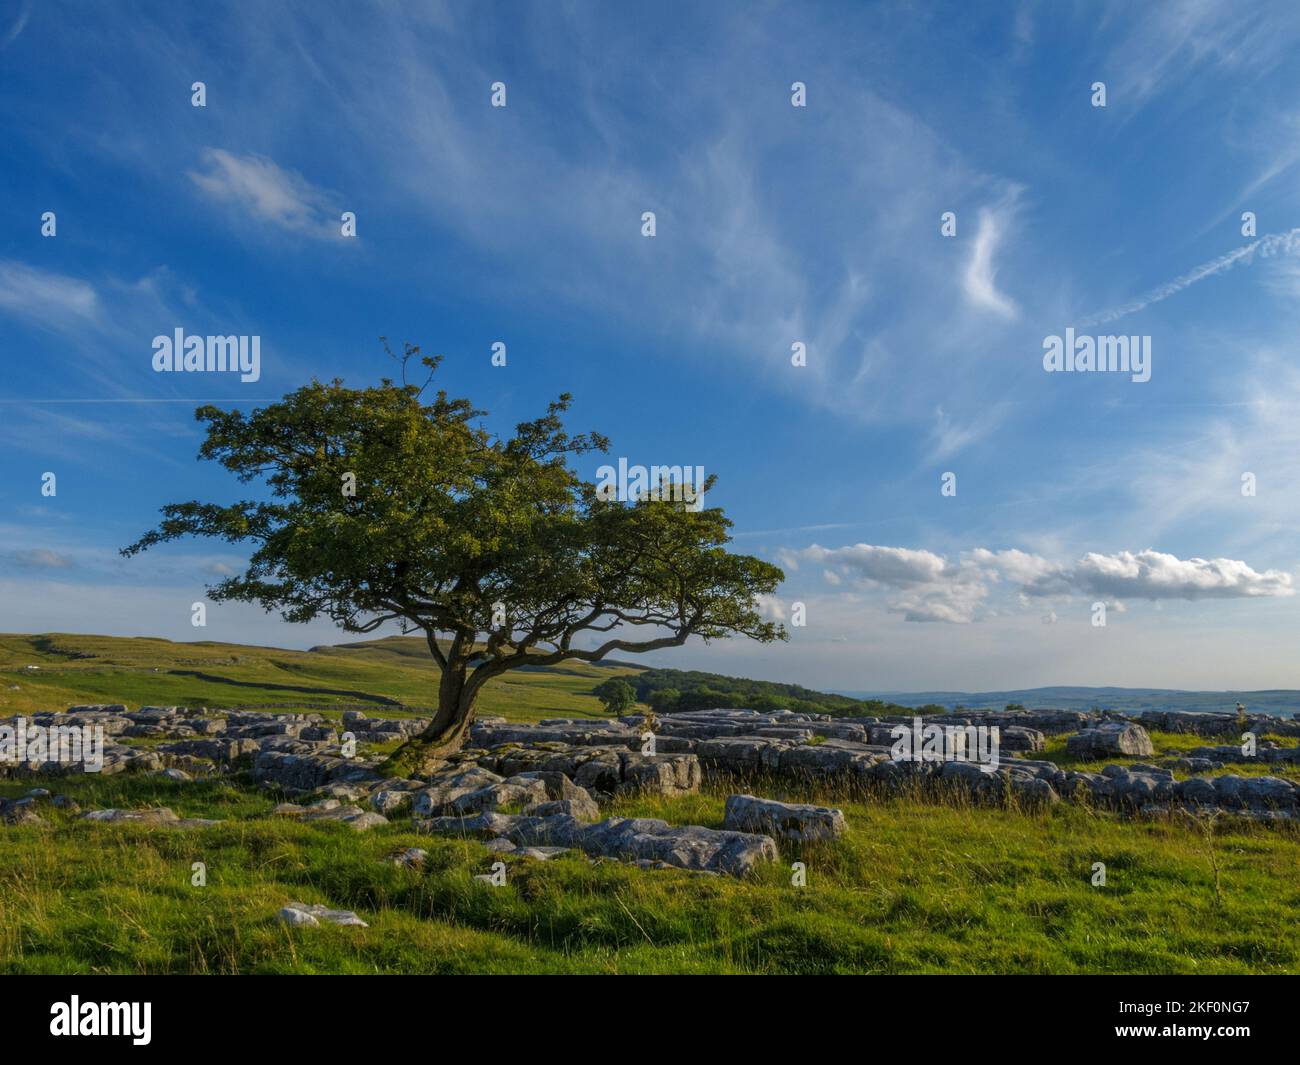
[838,686,1300,717]
[6,633,1294,722]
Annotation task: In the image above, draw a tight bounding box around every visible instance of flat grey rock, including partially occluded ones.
[279,902,368,927]
[723,794,846,842]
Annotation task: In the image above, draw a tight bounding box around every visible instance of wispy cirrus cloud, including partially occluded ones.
[0,262,99,332]
[0,259,253,403]
[962,202,1020,319]
[11,548,74,569]
[1,0,30,50]
[189,148,343,240]
[1102,0,1300,112]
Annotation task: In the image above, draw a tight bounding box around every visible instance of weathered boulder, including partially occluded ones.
[411,766,506,816]
[415,811,521,839]
[1,802,45,826]
[723,794,846,842]
[162,737,260,763]
[1175,777,1218,805]
[416,810,778,877]
[151,768,192,782]
[253,750,379,792]
[80,807,222,828]
[448,774,550,815]
[516,846,570,861]
[1107,767,1175,804]
[570,750,625,793]
[1009,776,1060,806]
[510,770,589,801]
[562,817,777,877]
[617,752,701,797]
[1000,726,1047,753]
[525,795,601,821]
[84,807,180,825]
[300,804,389,831]
[1239,776,1298,810]
[313,782,369,802]
[934,758,1006,798]
[482,747,701,799]
[366,777,424,814]
[694,737,790,773]
[387,847,428,868]
[778,743,862,776]
[471,718,637,749]
[1066,723,1154,758]
[299,726,338,742]
[369,789,412,814]
[808,721,871,743]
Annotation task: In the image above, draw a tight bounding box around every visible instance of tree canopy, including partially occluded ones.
[593,677,637,714]
[123,347,786,769]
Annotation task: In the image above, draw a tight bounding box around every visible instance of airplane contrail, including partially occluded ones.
[1079,227,1300,326]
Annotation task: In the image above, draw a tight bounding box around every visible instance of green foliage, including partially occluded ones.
[634,669,852,715]
[914,704,950,716]
[593,677,636,713]
[119,348,786,747]
[646,688,680,714]
[631,669,943,718]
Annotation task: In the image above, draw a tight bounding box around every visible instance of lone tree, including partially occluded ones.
[593,677,637,714]
[123,347,785,774]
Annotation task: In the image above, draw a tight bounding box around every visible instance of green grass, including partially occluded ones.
[2,772,1299,974]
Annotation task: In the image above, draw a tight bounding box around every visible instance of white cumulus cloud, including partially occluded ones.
[796,542,1293,623]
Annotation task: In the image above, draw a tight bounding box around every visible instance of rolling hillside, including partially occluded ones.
[0,633,642,722]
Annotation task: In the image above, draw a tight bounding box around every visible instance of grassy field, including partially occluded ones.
[1042,730,1300,783]
[2,633,1299,974]
[0,632,640,722]
[2,771,1298,974]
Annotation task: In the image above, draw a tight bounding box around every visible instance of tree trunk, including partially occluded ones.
[380,663,477,777]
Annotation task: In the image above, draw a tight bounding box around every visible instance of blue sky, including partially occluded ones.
[4,0,1300,692]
